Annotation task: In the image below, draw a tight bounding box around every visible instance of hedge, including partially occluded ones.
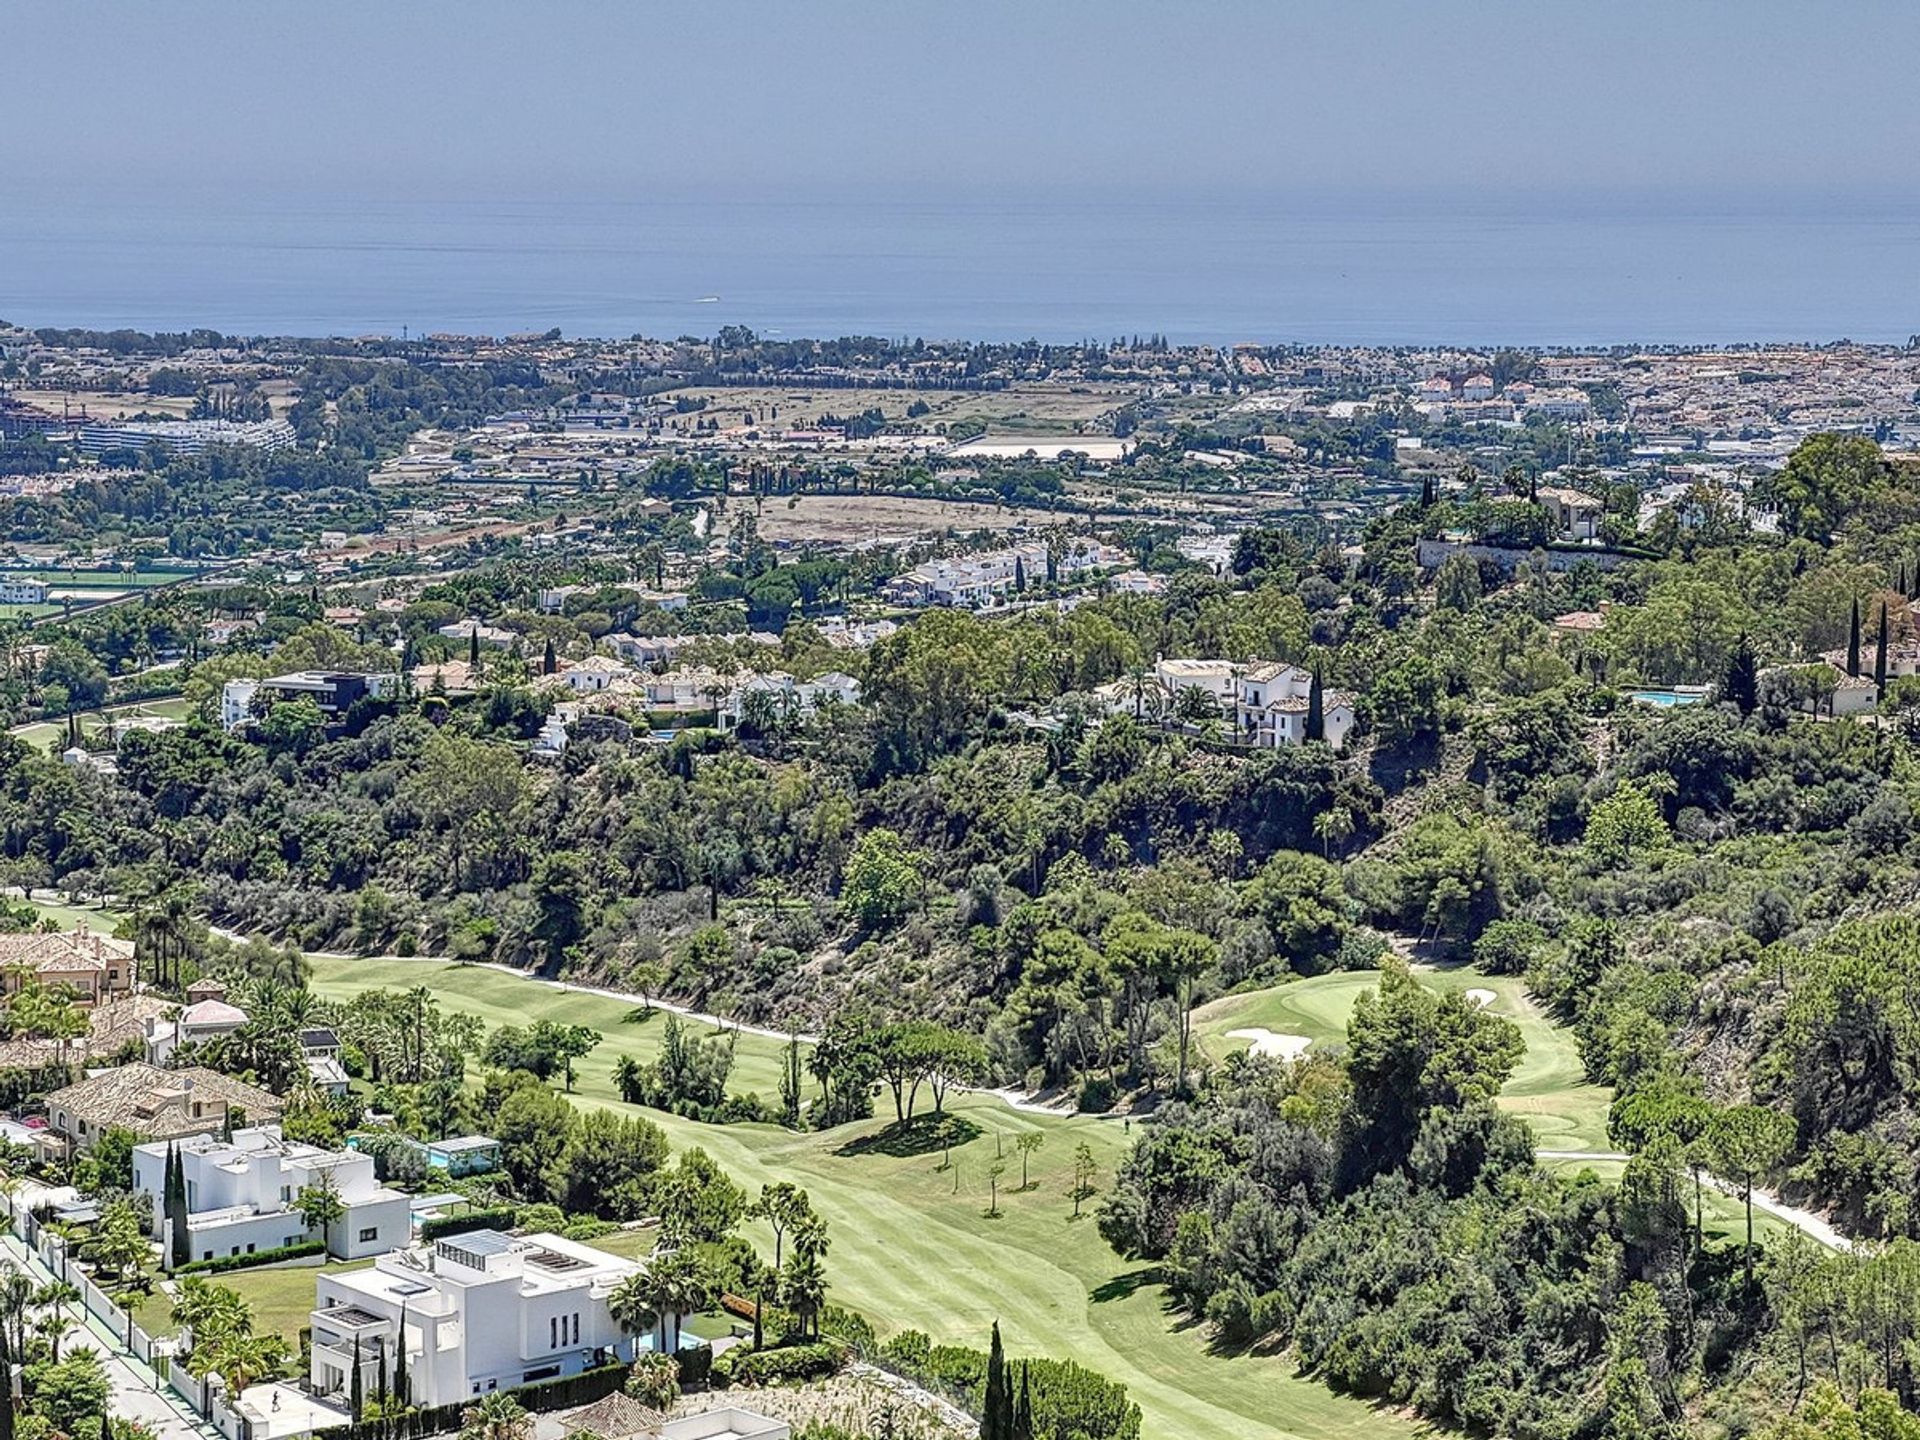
[310,1361,626,1440]
[419,1207,517,1242]
[177,1240,325,1275]
[717,1342,845,1387]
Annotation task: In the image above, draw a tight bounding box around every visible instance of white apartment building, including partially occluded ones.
[132,1125,411,1264]
[310,1231,671,1409]
[886,538,1130,607]
[0,578,49,604]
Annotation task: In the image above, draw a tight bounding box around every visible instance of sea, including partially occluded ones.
[5,185,1919,348]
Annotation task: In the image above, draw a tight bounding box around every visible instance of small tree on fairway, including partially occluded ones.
[1071,1142,1098,1217]
[1014,1132,1043,1190]
[986,1161,1006,1218]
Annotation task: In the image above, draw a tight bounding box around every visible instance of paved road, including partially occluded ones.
[0,1234,215,1440]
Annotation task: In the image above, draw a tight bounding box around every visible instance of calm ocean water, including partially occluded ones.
[5,188,1918,346]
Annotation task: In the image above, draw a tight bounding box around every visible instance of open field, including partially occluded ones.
[10,390,199,421]
[747,493,1062,544]
[309,957,1416,1440]
[10,696,195,752]
[0,605,60,620]
[9,894,128,933]
[656,382,1141,439]
[1192,967,1614,1153]
[12,569,194,589]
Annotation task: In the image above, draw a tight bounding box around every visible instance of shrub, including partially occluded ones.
[419,1206,517,1242]
[676,1344,713,1390]
[1077,1076,1117,1113]
[729,1342,846,1385]
[177,1239,325,1274]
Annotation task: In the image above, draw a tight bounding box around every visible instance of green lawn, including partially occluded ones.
[310,957,1419,1440]
[1538,1157,1801,1249]
[223,1259,373,1345]
[16,896,128,934]
[11,696,196,753]
[309,958,801,1102]
[1193,967,1615,1153]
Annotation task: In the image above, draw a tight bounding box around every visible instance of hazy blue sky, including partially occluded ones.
[10,0,1916,199]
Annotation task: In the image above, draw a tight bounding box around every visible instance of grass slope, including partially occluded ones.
[1192,968,1614,1153]
[310,957,1415,1440]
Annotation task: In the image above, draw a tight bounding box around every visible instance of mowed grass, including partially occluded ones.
[224,1259,373,1345]
[1193,967,1614,1153]
[11,696,195,753]
[311,957,1418,1440]
[1535,1157,1802,1250]
[307,959,799,1101]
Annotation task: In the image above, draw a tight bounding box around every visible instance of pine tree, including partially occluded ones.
[1876,603,1890,693]
[1722,632,1759,717]
[984,1322,1009,1440]
[1847,597,1862,677]
[1304,669,1324,742]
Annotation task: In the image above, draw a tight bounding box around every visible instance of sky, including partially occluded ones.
[9,0,1918,201]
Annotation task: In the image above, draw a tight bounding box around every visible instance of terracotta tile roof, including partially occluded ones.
[46,1063,282,1139]
[0,930,135,975]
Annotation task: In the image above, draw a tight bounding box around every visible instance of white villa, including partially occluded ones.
[718,671,861,730]
[132,1125,410,1263]
[886,538,1130,608]
[1237,661,1356,750]
[309,1231,677,1409]
[144,978,248,1064]
[1108,657,1355,749]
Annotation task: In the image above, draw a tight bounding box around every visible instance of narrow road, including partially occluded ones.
[1539,1149,1850,1251]
[0,1233,215,1440]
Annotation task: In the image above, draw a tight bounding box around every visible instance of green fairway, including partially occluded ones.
[11,696,195,753]
[1537,1156,1802,1249]
[15,896,128,933]
[310,957,1419,1440]
[308,958,801,1102]
[1193,967,1614,1152]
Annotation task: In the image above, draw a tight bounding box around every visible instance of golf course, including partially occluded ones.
[305,956,1806,1439]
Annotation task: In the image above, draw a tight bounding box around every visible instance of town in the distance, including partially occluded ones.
[1,320,1919,1440]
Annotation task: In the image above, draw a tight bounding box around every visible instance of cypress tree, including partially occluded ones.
[1304,669,1325,742]
[1876,604,1890,694]
[542,637,557,676]
[1722,632,1759,717]
[1013,556,1026,594]
[0,1321,13,1440]
[468,628,480,667]
[1847,597,1862,677]
[375,1339,388,1407]
[1900,560,1909,598]
[393,1308,408,1407]
[98,1413,109,1440]
[1014,1362,1033,1440]
[984,1323,1008,1440]
[1419,473,1435,508]
[350,1336,363,1421]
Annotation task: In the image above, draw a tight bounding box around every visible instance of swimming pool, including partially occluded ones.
[1626,688,1710,708]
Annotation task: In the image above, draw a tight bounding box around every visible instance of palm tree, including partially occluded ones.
[634,1250,710,1354]
[459,1392,532,1440]
[32,1309,74,1363]
[779,1250,827,1340]
[607,1272,660,1352]
[203,1332,290,1394]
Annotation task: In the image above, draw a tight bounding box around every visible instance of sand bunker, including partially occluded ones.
[1466,988,1496,1008]
[1225,1028,1314,1061]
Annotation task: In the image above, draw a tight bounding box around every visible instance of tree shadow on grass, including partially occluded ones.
[835,1114,983,1159]
[1091,1268,1159,1305]
[620,1006,662,1025]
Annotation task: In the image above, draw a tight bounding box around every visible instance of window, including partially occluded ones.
[359,1227,378,1243]
[245,1243,255,1254]
[571,1314,580,1345]
[548,1317,558,1350]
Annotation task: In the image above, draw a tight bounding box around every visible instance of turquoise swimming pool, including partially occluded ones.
[1626,688,1709,708]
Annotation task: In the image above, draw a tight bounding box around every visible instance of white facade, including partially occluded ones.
[221,679,261,732]
[718,671,861,729]
[1234,662,1356,750]
[309,1231,673,1409]
[886,538,1130,607]
[0,579,49,604]
[133,1126,411,1264]
[563,656,633,693]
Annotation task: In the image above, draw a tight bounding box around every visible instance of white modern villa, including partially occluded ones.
[131,1126,411,1263]
[309,1230,677,1408]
